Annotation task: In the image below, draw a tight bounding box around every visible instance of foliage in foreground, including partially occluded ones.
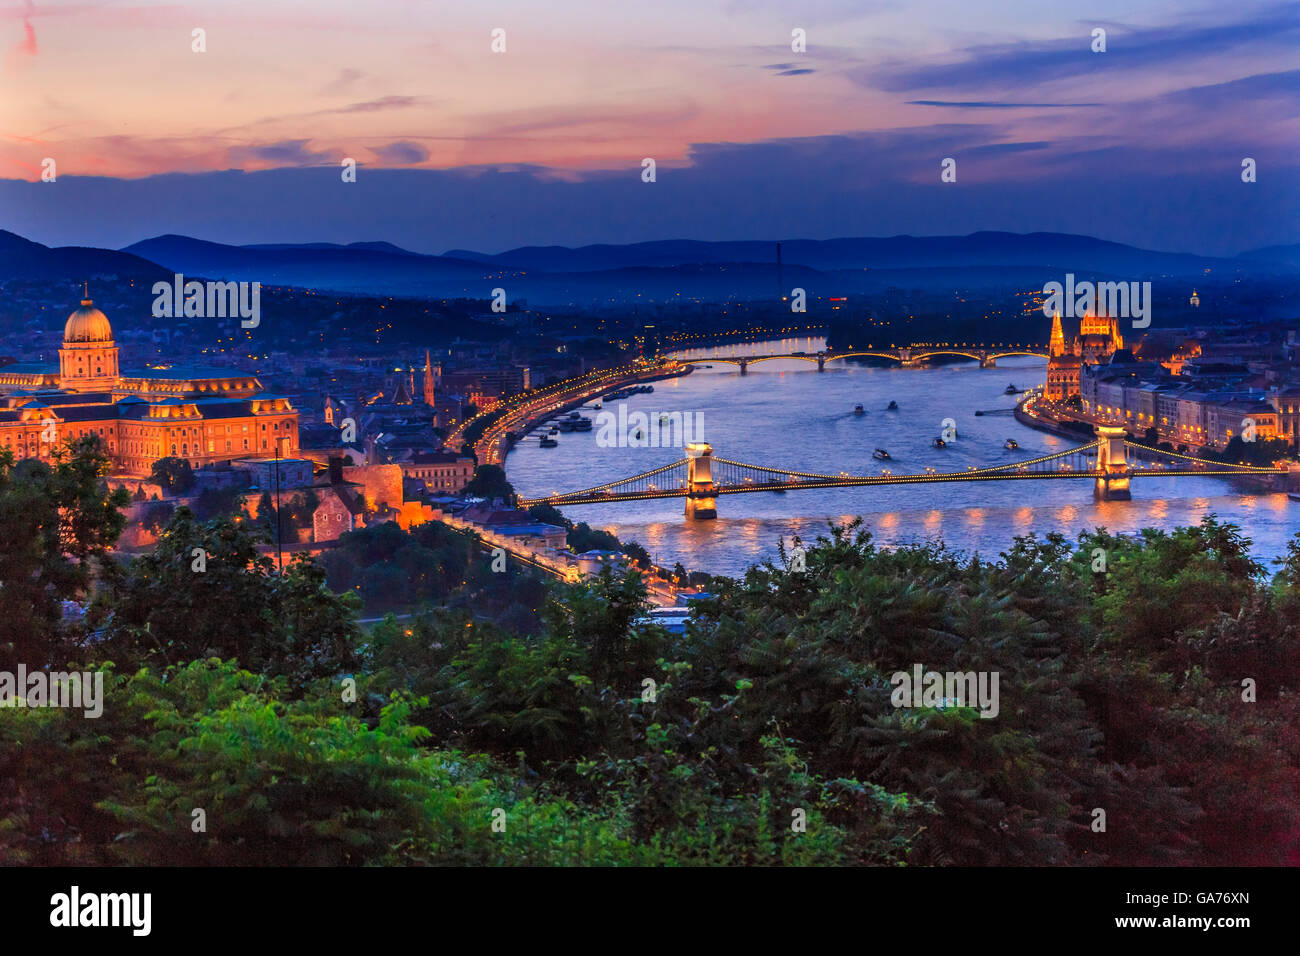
[3,441,1300,865]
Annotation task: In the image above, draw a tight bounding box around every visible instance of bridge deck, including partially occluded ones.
[518,439,1287,508]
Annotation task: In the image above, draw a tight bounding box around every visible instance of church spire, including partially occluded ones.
[423,349,436,407]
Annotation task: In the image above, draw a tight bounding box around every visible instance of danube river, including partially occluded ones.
[507,338,1297,577]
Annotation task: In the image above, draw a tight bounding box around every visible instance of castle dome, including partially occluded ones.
[64,295,113,344]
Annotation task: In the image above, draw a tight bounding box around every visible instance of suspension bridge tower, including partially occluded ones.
[1094,425,1132,500]
[685,442,718,519]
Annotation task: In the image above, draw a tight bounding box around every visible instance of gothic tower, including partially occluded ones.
[1049,309,1066,358]
[423,350,436,407]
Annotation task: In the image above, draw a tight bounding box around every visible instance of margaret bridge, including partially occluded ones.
[517,428,1292,519]
[684,345,1048,372]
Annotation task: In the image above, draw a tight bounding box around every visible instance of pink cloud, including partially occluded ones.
[14,0,37,56]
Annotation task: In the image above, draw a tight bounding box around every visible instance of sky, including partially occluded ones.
[1,0,1298,255]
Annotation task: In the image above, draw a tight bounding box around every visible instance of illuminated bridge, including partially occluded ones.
[683,345,1048,371]
[516,430,1290,519]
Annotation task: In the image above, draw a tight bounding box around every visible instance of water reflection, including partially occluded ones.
[508,352,1296,577]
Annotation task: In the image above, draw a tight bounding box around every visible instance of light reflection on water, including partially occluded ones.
[507,342,1297,577]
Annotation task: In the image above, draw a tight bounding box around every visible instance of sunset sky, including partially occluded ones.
[3,0,1297,254]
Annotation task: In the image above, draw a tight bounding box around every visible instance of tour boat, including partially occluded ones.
[932,437,947,448]
[539,437,558,448]
[1004,438,1019,450]
[853,404,865,415]
[573,418,592,431]
[873,448,891,461]
[1004,384,1018,395]
[887,401,899,410]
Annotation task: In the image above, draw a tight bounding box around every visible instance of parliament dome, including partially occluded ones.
[64,296,113,343]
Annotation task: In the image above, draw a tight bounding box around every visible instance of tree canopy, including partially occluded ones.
[4,441,1300,865]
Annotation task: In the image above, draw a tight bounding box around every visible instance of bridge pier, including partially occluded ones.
[979,352,996,369]
[1093,425,1132,501]
[897,347,926,368]
[817,352,826,372]
[685,442,718,519]
[738,359,748,376]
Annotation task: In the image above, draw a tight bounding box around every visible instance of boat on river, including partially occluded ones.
[873,448,891,461]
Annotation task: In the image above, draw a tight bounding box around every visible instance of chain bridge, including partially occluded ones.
[516,428,1289,518]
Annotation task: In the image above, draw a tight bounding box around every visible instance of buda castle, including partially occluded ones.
[0,291,298,476]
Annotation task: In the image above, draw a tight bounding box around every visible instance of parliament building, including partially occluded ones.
[1044,307,1126,402]
[0,292,298,476]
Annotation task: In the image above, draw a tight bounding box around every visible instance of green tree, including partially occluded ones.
[148,456,196,495]
[0,438,127,664]
[464,464,514,502]
[102,509,359,685]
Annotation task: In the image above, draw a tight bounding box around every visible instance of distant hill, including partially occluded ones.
[2,229,1291,305]
[123,235,494,293]
[0,230,170,282]
[244,240,423,257]
[1239,243,1300,268]
[446,232,1247,276]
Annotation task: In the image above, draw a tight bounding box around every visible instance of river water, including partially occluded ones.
[506,338,1297,578]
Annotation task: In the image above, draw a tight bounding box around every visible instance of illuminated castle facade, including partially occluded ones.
[0,292,298,476]
[1045,308,1125,402]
